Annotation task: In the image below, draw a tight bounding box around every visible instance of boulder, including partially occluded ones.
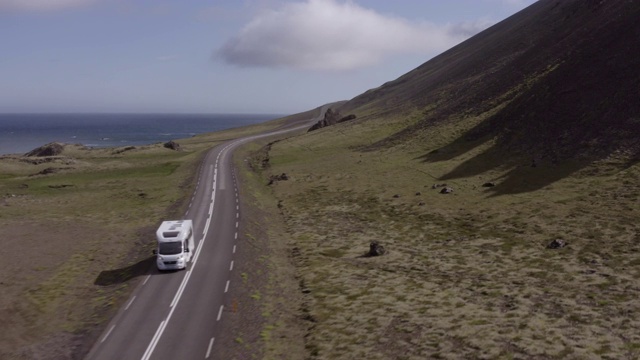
[482,182,496,187]
[547,239,567,249]
[164,141,181,151]
[440,187,454,194]
[367,241,386,257]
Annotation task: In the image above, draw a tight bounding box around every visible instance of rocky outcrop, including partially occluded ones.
[164,141,181,151]
[268,173,289,185]
[308,109,356,132]
[25,142,65,157]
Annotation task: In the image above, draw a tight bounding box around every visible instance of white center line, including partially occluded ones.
[217,305,224,321]
[205,338,215,359]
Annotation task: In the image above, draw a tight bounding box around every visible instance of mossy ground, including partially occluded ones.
[256,110,640,359]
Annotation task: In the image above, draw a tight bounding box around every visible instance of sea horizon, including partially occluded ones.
[0,113,283,155]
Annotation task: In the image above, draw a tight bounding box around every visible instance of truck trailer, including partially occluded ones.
[154,220,194,270]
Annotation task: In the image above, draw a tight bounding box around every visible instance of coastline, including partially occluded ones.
[0,113,283,156]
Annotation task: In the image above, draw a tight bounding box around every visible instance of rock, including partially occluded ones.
[440,187,454,194]
[25,142,65,157]
[482,182,496,187]
[48,184,74,189]
[268,173,289,185]
[392,194,400,198]
[367,241,386,257]
[164,141,181,151]
[308,109,357,132]
[547,239,567,249]
[35,167,58,176]
[415,192,422,196]
[418,202,426,206]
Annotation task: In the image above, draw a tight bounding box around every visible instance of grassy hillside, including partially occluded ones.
[251,0,640,358]
[259,108,640,359]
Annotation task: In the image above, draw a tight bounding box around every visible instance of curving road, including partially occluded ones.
[85,114,321,360]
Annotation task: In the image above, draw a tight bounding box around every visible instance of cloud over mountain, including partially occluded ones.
[215,0,491,71]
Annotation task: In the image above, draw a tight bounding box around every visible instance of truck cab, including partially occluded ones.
[154,220,194,270]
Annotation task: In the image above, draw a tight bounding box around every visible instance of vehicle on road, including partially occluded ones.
[153,220,194,270]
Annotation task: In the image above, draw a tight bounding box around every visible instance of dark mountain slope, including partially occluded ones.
[339,0,640,172]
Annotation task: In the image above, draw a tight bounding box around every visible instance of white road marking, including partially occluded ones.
[125,296,136,311]
[225,280,230,293]
[170,270,192,308]
[229,261,234,271]
[143,275,150,285]
[206,338,215,359]
[192,237,205,265]
[233,245,236,253]
[217,305,224,321]
[142,320,166,360]
[101,325,115,343]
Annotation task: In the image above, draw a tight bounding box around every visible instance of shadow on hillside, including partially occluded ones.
[94,256,155,286]
[417,117,640,196]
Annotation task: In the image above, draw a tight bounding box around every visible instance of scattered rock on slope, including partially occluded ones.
[367,241,386,257]
[547,239,568,249]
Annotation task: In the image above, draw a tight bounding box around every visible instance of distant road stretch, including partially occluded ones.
[85,116,318,360]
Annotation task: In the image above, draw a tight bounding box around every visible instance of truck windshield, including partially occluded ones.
[159,241,183,255]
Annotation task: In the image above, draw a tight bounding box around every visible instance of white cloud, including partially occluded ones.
[215,0,491,71]
[0,0,94,11]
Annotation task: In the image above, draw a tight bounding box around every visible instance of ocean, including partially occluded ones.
[0,113,281,155]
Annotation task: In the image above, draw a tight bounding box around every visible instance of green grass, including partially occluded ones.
[0,118,287,358]
[248,104,640,359]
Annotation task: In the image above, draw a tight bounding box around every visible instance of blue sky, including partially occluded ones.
[0,0,536,114]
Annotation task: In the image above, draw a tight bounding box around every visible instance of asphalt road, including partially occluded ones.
[85,116,319,360]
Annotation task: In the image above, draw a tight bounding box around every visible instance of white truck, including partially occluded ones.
[153,220,194,270]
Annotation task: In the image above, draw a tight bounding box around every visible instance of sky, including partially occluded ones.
[0,0,536,114]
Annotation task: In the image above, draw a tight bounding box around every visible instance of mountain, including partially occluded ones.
[339,0,640,165]
[259,1,640,358]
